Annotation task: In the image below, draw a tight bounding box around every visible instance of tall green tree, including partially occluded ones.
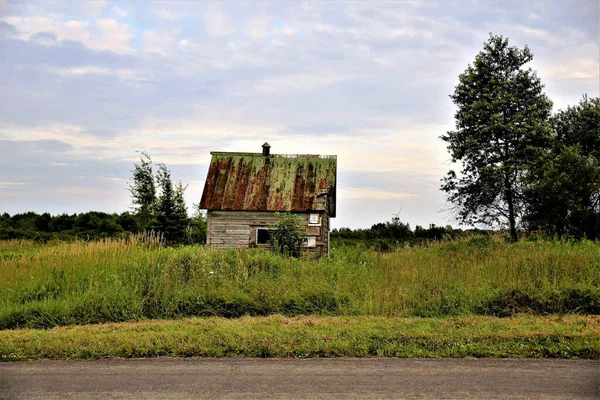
[128,151,156,230]
[525,96,600,239]
[154,163,189,244]
[441,34,553,241]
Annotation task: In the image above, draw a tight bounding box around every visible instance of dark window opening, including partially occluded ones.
[257,228,272,244]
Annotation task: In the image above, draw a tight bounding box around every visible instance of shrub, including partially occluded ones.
[269,213,307,257]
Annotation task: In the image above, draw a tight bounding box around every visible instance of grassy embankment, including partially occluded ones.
[2,315,598,360]
[1,236,599,359]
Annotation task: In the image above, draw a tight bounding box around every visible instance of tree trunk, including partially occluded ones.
[507,192,517,242]
[505,178,518,242]
[504,140,518,242]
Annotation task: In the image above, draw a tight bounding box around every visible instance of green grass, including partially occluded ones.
[0,236,599,330]
[1,315,598,360]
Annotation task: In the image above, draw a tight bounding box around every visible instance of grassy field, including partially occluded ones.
[1,236,599,330]
[1,315,598,360]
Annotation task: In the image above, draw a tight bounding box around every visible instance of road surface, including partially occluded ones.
[1,358,598,399]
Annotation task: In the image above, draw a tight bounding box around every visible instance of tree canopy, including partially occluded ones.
[441,34,553,241]
[524,95,600,239]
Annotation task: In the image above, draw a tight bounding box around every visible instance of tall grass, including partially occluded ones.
[1,235,598,329]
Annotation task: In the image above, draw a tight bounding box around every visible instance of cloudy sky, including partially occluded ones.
[0,0,598,229]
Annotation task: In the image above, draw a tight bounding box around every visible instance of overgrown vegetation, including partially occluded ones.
[0,236,598,330]
[2,315,598,360]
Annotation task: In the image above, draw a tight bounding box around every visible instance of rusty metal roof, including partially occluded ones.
[200,152,337,217]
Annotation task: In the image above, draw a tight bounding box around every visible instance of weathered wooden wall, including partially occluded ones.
[207,210,330,256]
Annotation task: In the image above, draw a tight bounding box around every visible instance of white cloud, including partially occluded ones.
[142,30,175,55]
[245,17,271,39]
[153,8,185,22]
[178,39,197,51]
[96,18,132,53]
[78,0,107,18]
[514,25,569,46]
[203,3,236,36]
[3,13,133,54]
[61,20,92,44]
[135,115,285,141]
[0,181,26,188]
[114,6,129,18]
[271,38,286,47]
[2,123,91,145]
[50,66,153,82]
[55,186,115,197]
[541,57,599,80]
[252,71,361,94]
[339,188,418,200]
[3,15,54,35]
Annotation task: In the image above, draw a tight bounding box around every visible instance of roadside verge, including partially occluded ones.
[1,315,598,360]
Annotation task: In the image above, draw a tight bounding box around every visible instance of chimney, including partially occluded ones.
[262,142,271,156]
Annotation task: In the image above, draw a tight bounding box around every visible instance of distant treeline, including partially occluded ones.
[0,211,206,244]
[1,210,486,248]
[330,217,492,250]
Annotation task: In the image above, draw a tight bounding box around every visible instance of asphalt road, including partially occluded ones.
[1,358,598,399]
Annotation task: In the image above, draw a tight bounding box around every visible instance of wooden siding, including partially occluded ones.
[207,211,330,256]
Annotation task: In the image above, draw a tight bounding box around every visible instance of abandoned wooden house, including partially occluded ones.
[199,143,337,256]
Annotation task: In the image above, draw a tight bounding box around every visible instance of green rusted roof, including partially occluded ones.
[200,152,337,217]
